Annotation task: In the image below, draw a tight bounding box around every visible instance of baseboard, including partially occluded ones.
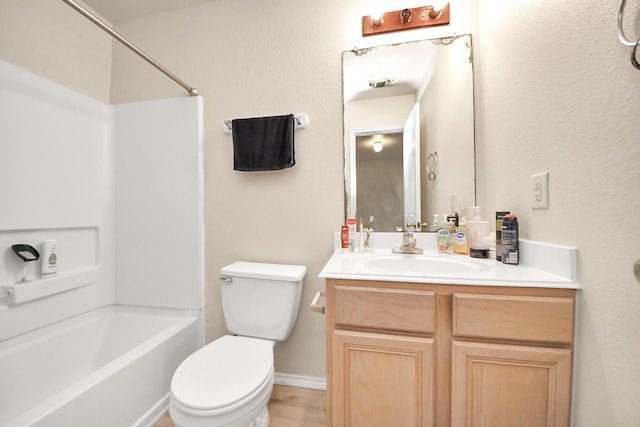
[274,372,327,391]
[137,393,169,427]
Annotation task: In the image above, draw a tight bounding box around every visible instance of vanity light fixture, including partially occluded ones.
[362,2,450,37]
[373,140,383,152]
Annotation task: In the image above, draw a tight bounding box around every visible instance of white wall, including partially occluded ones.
[0,0,115,342]
[0,63,204,342]
[0,60,116,341]
[116,96,204,310]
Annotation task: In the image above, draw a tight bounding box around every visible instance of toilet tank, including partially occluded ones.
[220,261,307,341]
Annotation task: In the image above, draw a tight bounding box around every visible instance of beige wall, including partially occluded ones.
[0,0,112,103]
[110,1,349,379]
[2,0,640,424]
[420,37,475,221]
[474,1,640,425]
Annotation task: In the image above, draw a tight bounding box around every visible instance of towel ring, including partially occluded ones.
[426,152,438,181]
[633,39,640,70]
[617,0,636,47]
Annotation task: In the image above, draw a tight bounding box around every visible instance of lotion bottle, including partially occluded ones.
[467,207,489,251]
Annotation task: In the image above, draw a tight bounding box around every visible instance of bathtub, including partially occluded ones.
[0,305,200,427]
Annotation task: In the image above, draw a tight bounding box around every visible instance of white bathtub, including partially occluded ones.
[0,305,200,427]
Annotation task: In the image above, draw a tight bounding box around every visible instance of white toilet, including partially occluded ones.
[169,261,307,427]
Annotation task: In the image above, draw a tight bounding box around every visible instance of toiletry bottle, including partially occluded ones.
[358,218,365,254]
[501,214,519,265]
[430,214,439,232]
[453,225,469,255]
[467,207,489,251]
[459,207,468,228]
[341,225,349,252]
[447,213,459,227]
[495,211,510,261]
[436,223,451,254]
[440,214,448,229]
[445,220,455,254]
[447,194,459,227]
[346,218,357,252]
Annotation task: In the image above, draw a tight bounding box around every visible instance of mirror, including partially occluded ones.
[343,34,476,231]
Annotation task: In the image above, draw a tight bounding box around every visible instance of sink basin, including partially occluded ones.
[364,255,490,276]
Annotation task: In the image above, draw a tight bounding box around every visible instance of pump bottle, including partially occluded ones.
[467,207,489,251]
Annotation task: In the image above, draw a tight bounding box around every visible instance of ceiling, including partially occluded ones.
[356,133,403,162]
[78,1,438,105]
[81,0,211,23]
[342,40,437,103]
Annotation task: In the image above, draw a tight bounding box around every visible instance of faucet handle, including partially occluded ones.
[406,222,428,230]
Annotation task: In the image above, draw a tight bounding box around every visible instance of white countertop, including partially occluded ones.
[319,232,581,289]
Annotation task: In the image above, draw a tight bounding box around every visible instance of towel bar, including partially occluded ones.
[223,113,309,134]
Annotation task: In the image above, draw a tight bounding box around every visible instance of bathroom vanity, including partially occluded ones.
[318,234,580,427]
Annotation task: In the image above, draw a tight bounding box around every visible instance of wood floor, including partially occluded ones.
[154,385,326,427]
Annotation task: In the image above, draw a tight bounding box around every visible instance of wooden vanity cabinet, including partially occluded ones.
[325,279,576,427]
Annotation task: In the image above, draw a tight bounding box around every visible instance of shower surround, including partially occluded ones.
[0,59,204,425]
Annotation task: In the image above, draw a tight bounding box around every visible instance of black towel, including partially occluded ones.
[232,114,295,171]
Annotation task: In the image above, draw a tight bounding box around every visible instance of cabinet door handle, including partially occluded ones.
[310,291,326,314]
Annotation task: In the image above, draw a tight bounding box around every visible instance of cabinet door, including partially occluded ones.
[332,330,434,427]
[451,340,572,427]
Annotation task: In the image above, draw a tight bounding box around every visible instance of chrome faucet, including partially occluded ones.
[392,228,424,254]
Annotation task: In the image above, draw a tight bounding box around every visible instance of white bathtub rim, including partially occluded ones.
[0,303,201,347]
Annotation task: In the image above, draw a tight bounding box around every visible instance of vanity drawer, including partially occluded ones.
[452,293,574,344]
[332,284,435,334]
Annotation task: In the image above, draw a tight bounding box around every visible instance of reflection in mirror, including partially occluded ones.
[343,34,475,231]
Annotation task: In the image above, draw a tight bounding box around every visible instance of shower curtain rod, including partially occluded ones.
[61,0,198,96]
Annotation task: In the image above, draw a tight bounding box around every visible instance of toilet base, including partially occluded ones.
[249,407,269,427]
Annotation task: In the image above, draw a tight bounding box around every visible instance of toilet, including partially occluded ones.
[169,261,307,427]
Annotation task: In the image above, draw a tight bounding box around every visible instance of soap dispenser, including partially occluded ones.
[467,207,489,251]
[430,214,439,232]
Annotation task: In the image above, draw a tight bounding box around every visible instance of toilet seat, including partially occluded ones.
[170,335,274,416]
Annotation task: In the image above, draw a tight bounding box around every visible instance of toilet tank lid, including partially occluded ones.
[221,261,307,281]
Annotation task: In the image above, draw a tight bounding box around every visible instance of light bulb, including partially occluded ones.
[373,140,383,152]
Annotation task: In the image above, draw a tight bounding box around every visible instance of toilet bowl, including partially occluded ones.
[170,336,275,427]
[169,261,306,427]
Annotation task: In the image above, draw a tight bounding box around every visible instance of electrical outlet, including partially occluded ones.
[531,172,549,209]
